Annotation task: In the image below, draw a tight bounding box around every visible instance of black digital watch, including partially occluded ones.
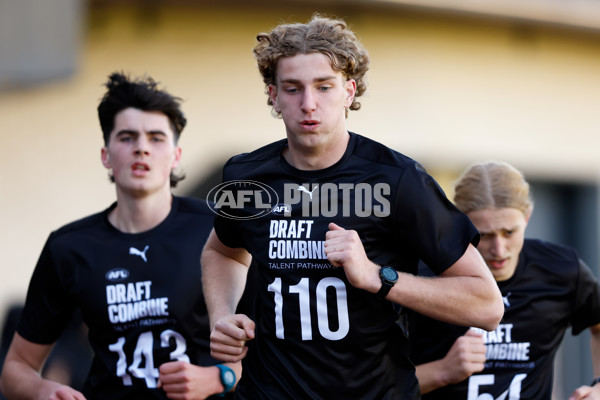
[376,266,398,299]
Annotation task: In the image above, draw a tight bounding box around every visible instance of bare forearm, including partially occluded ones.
[326,235,502,330]
[0,334,64,400]
[201,233,251,330]
[0,358,46,399]
[389,272,501,330]
[415,360,448,394]
[0,360,76,400]
[385,246,503,330]
[202,252,248,325]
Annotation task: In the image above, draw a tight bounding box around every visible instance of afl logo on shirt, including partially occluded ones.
[271,204,292,215]
[105,268,130,282]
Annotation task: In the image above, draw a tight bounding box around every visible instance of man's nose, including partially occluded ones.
[489,237,504,257]
[134,136,150,155]
[301,89,317,113]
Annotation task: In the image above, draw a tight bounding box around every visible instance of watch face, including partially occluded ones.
[224,370,235,385]
[381,267,398,281]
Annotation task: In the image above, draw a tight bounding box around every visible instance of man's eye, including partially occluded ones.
[286,88,298,94]
[150,136,164,142]
[319,86,331,92]
[119,136,132,142]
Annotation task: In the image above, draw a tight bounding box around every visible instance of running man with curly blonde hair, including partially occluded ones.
[202,15,503,399]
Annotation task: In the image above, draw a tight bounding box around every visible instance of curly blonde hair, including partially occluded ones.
[253,14,369,117]
[454,161,534,216]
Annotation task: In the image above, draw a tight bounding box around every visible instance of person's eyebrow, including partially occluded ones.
[280,75,338,84]
[313,75,338,83]
[115,129,167,136]
[115,129,138,136]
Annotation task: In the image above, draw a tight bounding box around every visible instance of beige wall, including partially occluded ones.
[1,2,599,318]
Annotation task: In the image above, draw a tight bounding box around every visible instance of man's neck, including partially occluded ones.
[284,131,350,170]
[108,190,173,234]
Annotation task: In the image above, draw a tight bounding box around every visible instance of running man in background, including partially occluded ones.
[411,160,600,399]
[0,72,254,399]
[201,14,503,399]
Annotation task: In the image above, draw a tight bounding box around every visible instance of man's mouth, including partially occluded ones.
[132,162,149,171]
[488,259,506,269]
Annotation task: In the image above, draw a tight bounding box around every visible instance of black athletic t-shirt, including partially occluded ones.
[17,196,253,400]
[410,239,600,400]
[213,132,479,400]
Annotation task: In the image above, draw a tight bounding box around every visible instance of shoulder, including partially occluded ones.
[225,139,287,167]
[34,209,110,262]
[172,197,216,233]
[522,238,578,263]
[48,209,107,242]
[521,238,580,278]
[175,196,214,216]
[349,133,434,196]
[350,134,445,202]
[220,139,287,181]
[351,132,422,172]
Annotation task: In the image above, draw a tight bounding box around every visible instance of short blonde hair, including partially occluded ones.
[453,161,533,216]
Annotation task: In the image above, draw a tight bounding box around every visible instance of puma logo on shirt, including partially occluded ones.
[129,245,149,262]
[297,185,318,200]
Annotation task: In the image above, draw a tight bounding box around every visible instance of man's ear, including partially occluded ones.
[268,84,280,113]
[172,147,182,169]
[344,79,357,108]
[101,147,111,169]
[524,210,532,225]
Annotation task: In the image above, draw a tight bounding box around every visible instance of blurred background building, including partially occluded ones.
[0,0,599,397]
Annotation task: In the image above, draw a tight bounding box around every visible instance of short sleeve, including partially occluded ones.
[17,235,76,344]
[393,164,479,275]
[211,158,256,249]
[571,259,600,335]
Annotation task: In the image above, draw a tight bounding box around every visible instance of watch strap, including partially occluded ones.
[377,266,398,299]
[376,282,393,299]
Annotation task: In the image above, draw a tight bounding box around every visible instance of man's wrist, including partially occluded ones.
[591,376,600,387]
[209,366,225,395]
[215,364,236,397]
[435,360,451,388]
[376,266,399,299]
